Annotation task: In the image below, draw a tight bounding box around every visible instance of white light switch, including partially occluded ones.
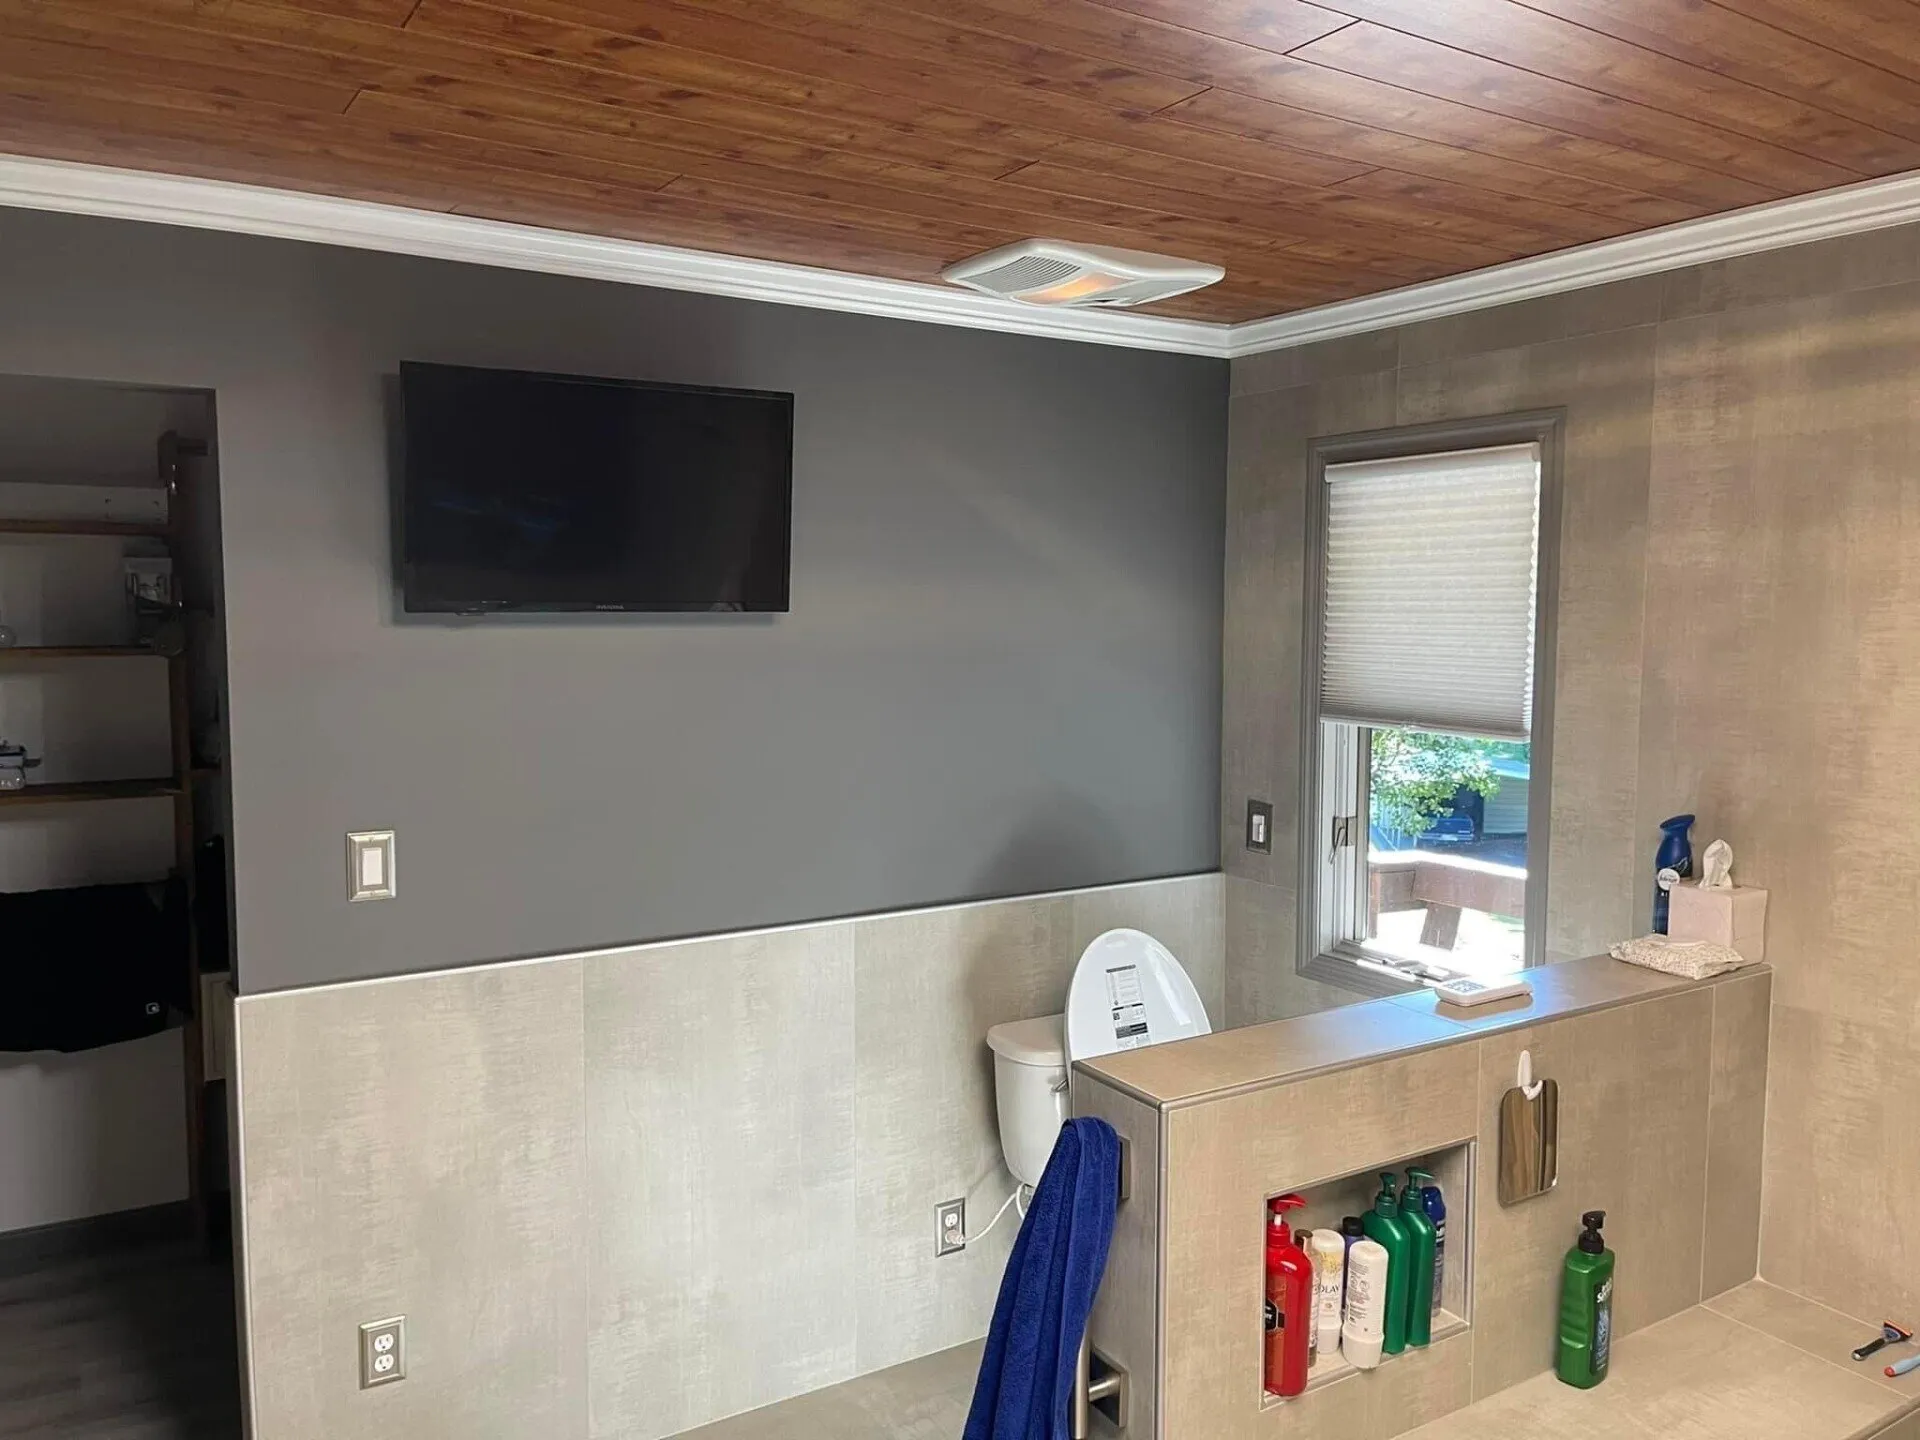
[347,830,396,902]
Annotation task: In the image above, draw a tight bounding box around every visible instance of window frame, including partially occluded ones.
[1296,411,1566,998]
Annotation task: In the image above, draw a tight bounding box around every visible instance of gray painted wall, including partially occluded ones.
[0,207,1226,992]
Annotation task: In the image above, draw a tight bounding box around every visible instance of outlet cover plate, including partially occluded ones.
[936,1198,967,1256]
[359,1316,406,1388]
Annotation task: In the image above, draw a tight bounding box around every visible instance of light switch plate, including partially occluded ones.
[347,830,396,902]
[1245,799,1273,854]
[359,1315,406,1388]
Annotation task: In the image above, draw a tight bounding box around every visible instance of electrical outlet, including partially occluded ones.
[935,1198,967,1257]
[359,1316,406,1389]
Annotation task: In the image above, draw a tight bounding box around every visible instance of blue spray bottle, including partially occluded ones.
[1653,814,1695,933]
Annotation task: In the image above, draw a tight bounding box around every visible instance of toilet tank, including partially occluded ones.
[986,1014,1067,1190]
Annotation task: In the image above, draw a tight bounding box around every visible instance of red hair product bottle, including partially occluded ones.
[1263,1194,1313,1398]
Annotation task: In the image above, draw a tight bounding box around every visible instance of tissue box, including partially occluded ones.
[1668,880,1767,962]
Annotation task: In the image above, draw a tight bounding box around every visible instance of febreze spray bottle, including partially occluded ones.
[1264,1194,1313,1397]
[1653,814,1695,933]
[1362,1173,1413,1356]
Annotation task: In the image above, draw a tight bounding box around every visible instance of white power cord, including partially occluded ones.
[960,1184,1030,1246]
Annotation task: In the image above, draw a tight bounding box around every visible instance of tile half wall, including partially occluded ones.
[230,872,1223,1440]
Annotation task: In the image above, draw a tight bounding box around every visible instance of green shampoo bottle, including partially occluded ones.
[1400,1170,1437,1346]
[1556,1210,1614,1388]
[1362,1172,1413,1355]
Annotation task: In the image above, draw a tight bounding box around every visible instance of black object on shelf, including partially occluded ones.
[0,880,191,1053]
[194,835,231,976]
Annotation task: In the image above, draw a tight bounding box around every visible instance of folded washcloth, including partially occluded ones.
[1609,934,1753,980]
[963,1117,1121,1440]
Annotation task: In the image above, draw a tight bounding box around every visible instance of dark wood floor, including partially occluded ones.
[0,1226,242,1439]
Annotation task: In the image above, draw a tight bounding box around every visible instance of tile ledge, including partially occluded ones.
[1077,954,1771,1109]
[1703,1278,1920,1403]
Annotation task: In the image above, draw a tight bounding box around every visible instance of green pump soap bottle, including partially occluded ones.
[1556,1210,1615,1388]
[1399,1170,1437,1346]
[1362,1172,1413,1355]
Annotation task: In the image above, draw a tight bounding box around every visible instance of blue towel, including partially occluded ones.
[963,1117,1121,1440]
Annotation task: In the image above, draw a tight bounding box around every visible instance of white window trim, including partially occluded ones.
[1296,412,1564,998]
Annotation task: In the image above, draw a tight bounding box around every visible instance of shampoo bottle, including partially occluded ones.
[1407,1167,1446,1320]
[1307,1228,1347,1359]
[1295,1231,1319,1366]
[1362,1173,1413,1356]
[1264,1195,1314,1398]
[1339,1215,1366,1309]
[1339,1215,1366,1267]
[1341,1238,1391,1370]
[1556,1210,1615,1389]
[1399,1174,1437,1347]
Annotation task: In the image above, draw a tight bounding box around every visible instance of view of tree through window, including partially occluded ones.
[1366,727,1529,977]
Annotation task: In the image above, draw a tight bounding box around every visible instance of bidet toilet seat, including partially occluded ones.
[985,927,1211,1190]
[1064,927,1210,1064]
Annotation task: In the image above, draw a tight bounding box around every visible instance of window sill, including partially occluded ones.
[1299,948,1428,999]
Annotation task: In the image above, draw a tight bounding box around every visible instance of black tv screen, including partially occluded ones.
[399,362,794,613]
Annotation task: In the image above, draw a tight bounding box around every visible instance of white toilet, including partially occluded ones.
[984,928,1211,1189]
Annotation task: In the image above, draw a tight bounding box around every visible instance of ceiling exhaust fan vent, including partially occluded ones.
[941,240,1225,309]
[963,254,1083,294]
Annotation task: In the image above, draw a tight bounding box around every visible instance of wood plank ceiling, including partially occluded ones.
[0,0,1916,322]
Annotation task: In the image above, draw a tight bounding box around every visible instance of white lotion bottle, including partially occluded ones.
[1307,1230,1347,1358]
[1342,1238,1390,1370]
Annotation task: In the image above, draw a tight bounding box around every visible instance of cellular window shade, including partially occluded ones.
[1321,443,1541,739]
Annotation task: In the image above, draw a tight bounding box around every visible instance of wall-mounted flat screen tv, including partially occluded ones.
[399,362,794,613]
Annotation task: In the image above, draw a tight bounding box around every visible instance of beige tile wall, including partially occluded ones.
[585,927,858,1440]
[1225,217,1920,1332]
[1160,1041,1479,1439]
[1465,986,1715,1398]
[234,956,590,1440]
[233,871,1222,1440]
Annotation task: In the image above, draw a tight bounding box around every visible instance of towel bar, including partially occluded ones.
[1071,1337,1129,1438]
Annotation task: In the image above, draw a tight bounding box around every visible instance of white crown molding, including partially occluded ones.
[1226,166,1920,358]
[0,154,1232,357]
[5,153,1920,361]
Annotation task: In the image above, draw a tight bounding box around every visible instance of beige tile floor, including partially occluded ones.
[1401,1281,1920,1440]
[671,1340,982,1440]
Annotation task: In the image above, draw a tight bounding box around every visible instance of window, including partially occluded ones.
[1299,419,1560,994]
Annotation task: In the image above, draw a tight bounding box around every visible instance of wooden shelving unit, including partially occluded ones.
[0,517,172,538]
[0,645,167,660]
[0,777,182,806]
[0,431,216,1239]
